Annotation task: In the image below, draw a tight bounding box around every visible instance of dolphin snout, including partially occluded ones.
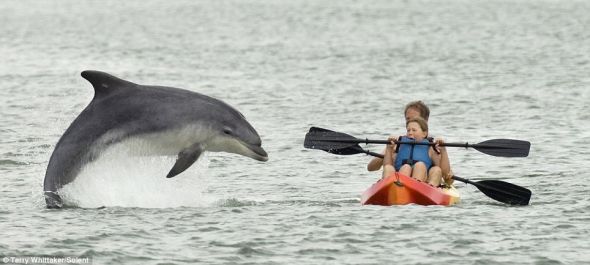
[248,144,268,162]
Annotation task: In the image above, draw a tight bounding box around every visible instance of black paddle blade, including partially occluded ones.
[326,145,367,155]
[472,139,531,157]
[473,180,532,205]
[304,127,361,152]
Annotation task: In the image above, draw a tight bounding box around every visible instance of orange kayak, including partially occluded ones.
[361,172,460,206]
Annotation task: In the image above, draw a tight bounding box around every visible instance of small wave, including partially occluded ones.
[212,197,361,208]
[237,246,272,256]
[215,198,259,207]
[0,159,28,166]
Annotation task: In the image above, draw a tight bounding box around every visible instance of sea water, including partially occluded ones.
[1,0,589,264]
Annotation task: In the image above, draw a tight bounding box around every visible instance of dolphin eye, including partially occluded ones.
[223,128,233,135]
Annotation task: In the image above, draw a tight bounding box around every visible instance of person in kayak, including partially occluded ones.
[367,101,431,172]
[403,100,430,123]
[380,117,451,186]
[368,100,452,186]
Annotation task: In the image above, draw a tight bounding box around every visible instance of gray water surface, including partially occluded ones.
[1,0,589,264]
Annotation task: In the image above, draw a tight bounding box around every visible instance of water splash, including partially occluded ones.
[58,144,217,208]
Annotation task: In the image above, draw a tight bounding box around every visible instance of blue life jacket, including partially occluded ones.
[394,136,433,171]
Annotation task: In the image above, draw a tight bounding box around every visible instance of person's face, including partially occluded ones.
[405,108,421,122]
[406,121,427,140]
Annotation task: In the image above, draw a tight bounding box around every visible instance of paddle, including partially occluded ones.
[304,127,532,205]
[451,176,531,206]
[304,127,530,157]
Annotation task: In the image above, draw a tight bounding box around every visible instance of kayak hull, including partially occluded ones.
[361,172,460,206]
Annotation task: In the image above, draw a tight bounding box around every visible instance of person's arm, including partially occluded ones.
[367,135,399,171]
[433,138,453,184]
[367,147,386,171]
[382,137,397,178]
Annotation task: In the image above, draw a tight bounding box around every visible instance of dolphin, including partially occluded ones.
[43,70,268,208]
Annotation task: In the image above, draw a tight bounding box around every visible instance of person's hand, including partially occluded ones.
[434,138,447,154]
[387,135,399,149]
[443,170,454,185]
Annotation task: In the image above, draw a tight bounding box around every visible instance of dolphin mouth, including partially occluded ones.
[247,144,268,162]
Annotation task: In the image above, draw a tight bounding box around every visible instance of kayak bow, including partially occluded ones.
[361,172,460,206]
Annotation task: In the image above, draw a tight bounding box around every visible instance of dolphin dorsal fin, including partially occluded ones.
[81,70,135,97]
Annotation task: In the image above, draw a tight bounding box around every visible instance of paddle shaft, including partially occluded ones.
[305,127,530,157]
[364,151,487,183]
[367,151,462,181]
[451,176,475,185]
[318,138,485,148]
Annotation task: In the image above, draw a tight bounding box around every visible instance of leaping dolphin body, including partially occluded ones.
[43,70,268,208]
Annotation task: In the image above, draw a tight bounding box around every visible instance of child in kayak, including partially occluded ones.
[382,117,451,186]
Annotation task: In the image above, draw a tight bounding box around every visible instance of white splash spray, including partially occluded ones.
[58,141,218,208]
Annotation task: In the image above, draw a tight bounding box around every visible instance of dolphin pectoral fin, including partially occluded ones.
[166,144,204,178]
